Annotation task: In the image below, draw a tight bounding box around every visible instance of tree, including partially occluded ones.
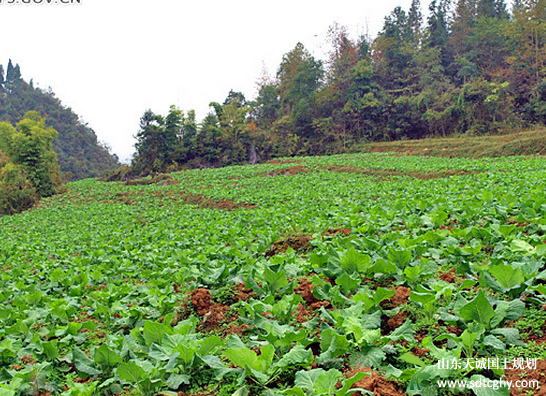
[507,0,546,116]
[426,0,453,70]
[408,0,424,44]
[132,110,165,174]
[6,59,21,84]
[0,111,62,215]
[223,90,247,108]
[163,105,183,165]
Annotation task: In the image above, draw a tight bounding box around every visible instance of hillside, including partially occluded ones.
[0,60,119,180]
[1,152,545,395]
[357,128,546,158]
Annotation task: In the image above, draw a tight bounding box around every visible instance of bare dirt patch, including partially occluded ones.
[324,228,352,236]
[294,278,320,305]
[439,269,456,283]
[235,283,256,302]
[190,288,233,332]
[265,234,313,257]
[381,286,411,309]
[411,346,431,359]
[294,277,331,322]
[260,165,310,177]
[324,164,484,180]
[504,359,546,396]
[346,367,405,396]
[386,311,408,332]
[266,159,303,165]
[191,288,212,316]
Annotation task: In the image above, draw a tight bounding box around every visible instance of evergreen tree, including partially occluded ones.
[6,60,21,83]
[408,0,424,43]
[223,90,247,108]
[132,110,165,174]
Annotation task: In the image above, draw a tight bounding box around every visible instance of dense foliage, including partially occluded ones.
[1,152,546,395]
[133,0,546,174]
[0,111,62,215]
[0,60,120,180]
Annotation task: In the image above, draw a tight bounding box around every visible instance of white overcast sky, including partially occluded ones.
[1,0,431,162]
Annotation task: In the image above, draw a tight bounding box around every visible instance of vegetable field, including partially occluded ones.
[1,153,546,396]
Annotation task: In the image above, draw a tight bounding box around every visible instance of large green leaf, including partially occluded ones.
[488,265,525,291]
[93,344,122,368]
[117,362,146,383]
[275,344,312,368]
[73,347,101,376]
[388,248,412,269]
[263,267,288,292]
[341,248,372,274]
[459,290,495,325]
[142,321,172,346]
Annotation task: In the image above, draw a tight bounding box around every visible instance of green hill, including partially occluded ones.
[0,60,119,180]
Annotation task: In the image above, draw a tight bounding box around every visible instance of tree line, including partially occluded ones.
[130,0,545,173]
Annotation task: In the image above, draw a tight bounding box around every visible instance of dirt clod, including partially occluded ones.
[191,288,212,316]
[381,286,411,309]
[294,278,319,305]
[324,228,351,236]
[265,235,313,257]
[347,367,405,396]
[439,269,456,283]
[386,311,408,332]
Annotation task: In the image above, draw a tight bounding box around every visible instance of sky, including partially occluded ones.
[1,0,431,163]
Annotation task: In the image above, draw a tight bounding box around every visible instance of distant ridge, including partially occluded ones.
[0,60,119,180]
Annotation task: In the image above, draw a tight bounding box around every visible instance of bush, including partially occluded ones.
[0,163,39,215]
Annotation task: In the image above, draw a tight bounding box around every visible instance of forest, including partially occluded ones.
[0,60,119,180]
[131,0,546,174]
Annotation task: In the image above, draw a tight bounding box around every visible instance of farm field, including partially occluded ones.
[1,152,546,396]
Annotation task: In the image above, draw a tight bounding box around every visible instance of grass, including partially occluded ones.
[355,127,546,158]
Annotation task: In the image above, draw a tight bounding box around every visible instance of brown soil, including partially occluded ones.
[381,286,411,309]
[504,359,546,396]
[525,330,546,343]
[260,165,309,177]
[225,323,251,336]
[415,329,429,342]
[411,346,431,358]
[125,174,178,186]
[310,300,331,310]
[266,159,303,165]
[324,164,483,180]
[447,325,463,337]
[202,303,230,330]
[191,288,212,316]
[265,235,313,257]
[386,311,408,332]
[439,269,456,283]
[235,283,256,301]
[294,278,320,305]
[296,302,313,323]
[347,367,405,396]
[324,228,352,236]
[294,278,331,322]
